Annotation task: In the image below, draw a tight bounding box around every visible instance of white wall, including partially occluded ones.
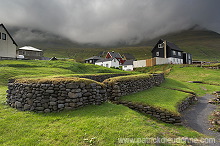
[133,60,146,68]
[0,25,17,58]
[122,65,133,71]
[95,59,120,68]
[155,57,183,65]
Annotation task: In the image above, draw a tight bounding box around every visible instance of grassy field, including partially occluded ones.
[1,60,219,145]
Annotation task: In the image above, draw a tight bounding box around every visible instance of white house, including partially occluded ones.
[95,58,120,68]
[122,60,134,71]
[17,46,43,60]
[133,60,146,68]
[0,23,17,59]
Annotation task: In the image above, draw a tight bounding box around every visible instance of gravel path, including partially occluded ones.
[182,94,220,145]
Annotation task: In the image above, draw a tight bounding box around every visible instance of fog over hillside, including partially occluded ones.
[0,0,220,45]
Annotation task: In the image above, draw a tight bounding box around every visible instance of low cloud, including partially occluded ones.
[0,0,219,45]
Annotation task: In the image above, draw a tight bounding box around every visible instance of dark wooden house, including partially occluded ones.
[151,39,184,64]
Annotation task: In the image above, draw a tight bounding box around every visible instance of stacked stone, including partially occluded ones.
[178,95,197,112]
[6,82,107,113]
[114,101,181,124]
[106,73,165,101]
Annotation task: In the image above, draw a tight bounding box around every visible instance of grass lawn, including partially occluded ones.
[1,61,218,145]
[119,87,189,115]
[0,88,204,145]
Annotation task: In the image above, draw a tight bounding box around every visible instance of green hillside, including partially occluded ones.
[43,29,220,62]
[11,27,220,62]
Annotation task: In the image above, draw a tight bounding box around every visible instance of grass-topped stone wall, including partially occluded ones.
[104,73,165,101]
[6,78,107,113]
[6,73,165,113]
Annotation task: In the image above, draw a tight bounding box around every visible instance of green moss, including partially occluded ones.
[103,73,152,85]
[15,77,105,86]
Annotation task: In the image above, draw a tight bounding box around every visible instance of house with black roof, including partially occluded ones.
[151,39,192,64]
[85,56,103,64]
[0,23,17,59]
[122,53,136,61]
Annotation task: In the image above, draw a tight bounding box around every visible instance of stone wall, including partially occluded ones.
[6,73,165,113]
[104,73,165,100]
[6,78,107,113]
[114,100,181,124]
[178,95,197,112]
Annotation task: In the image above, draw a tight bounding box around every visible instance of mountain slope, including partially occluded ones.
[9,27,220,62]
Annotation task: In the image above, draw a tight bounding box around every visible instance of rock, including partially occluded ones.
[46,90,54,94]
[66,83,79,89]
[44,109,51,113]
[15,101,22,108]
[49,102,57,106]
[83,92,92,97]
[23,104,30,110]
[58,104,65,109]
[35,107,44,111]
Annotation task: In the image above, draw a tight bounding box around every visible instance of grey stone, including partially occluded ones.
[46,90,54,94]
[36,107,44,111]
[44,109,51,113]
[58,104,65,109]
[66,83,79,89]
[49,102,57,106]
[23,104,30,110]
[15,101,22,108]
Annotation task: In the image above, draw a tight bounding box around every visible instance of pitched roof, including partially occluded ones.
[19,46,43,52]
[85,56,103,60]
[0,23,18,46]
[122,53,136,60]
[96,58,118,63]
[123,60,133,65]
[151,39,183,52]
[107,51,122,58]
[166,41,182,51]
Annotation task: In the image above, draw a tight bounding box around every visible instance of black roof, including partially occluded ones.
[96,58,118,63]
[122,53,136,60]
[152,39,183,52]
[85,56,103,60]
[123,60,133,65]
[108,51,122,58]
[0,23,17,46]
[166,41,183,51]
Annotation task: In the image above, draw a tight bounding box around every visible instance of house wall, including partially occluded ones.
[133,60,146,68]
[0,26,17,58]
[17,50,43,60]
[95,59,120,68]
[155,57,183,65]
[122,65,133,71]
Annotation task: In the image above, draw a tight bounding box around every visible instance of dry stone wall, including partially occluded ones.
[6,80,107,113]
[104,74,165,101]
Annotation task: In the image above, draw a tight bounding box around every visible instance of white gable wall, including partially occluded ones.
[95,59,120,68]
[0,25,17,58]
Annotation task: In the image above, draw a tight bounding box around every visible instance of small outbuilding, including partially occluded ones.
[85,56,103,64]
[122,60,134,71]
[17,46,43,60]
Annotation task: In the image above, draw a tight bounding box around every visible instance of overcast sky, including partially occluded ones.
[0,0,219,45]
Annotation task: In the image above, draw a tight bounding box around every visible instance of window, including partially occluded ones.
[158,44,163,48]
[188,55,191,59]
[106,64,109,68]
[156,52,159,56]
[178,52,181,56]
[114,58,116,62]
[172,50,176,55]
[0,32,1,39]
[2,33,6,40]
[90,60,92,63]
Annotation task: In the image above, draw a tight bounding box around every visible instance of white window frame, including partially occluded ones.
[2,33,6,40]
[178,52,181,56]
[158,44,163,48]
[156,52,159,56]
[172,50,176,55]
